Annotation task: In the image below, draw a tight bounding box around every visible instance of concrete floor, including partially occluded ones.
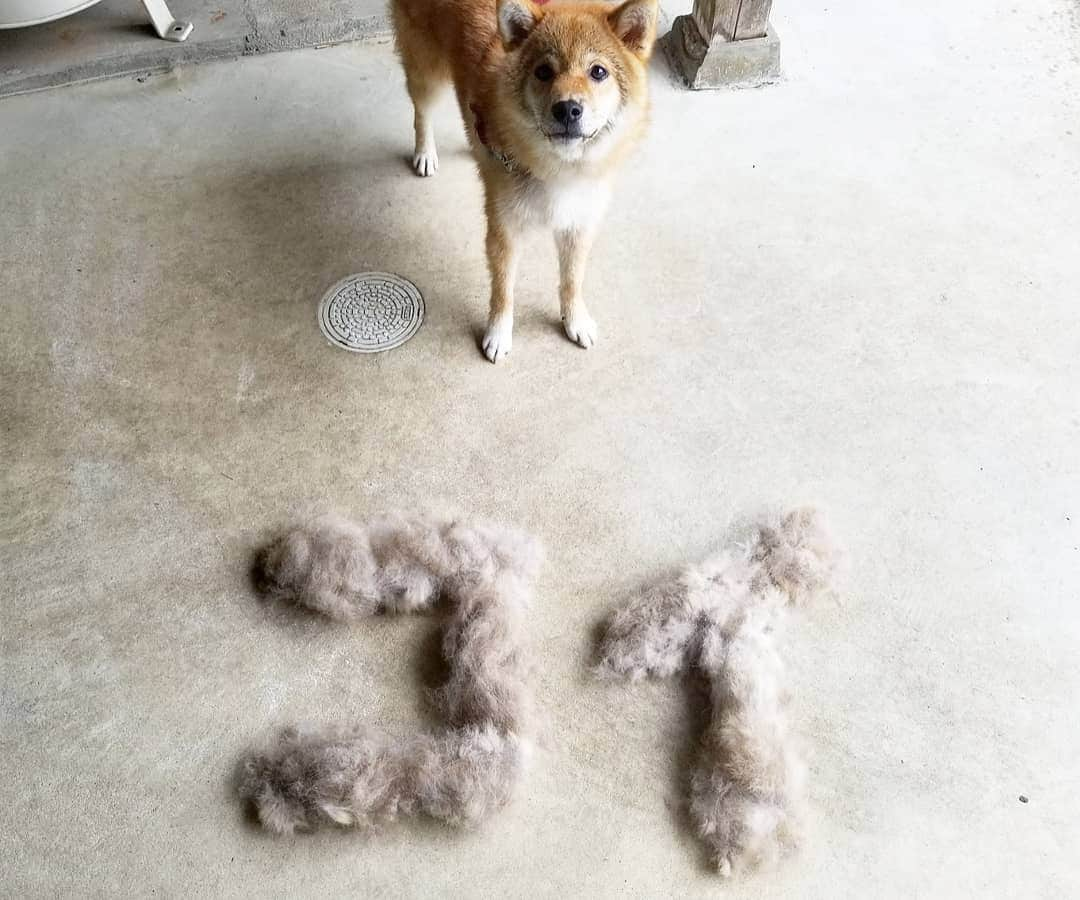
[0,0,389,98]
[2,0,1079,896]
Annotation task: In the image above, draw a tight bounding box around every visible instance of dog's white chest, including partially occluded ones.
[509,176,611,232]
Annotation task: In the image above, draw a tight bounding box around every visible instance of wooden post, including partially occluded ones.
[666,0,781,89]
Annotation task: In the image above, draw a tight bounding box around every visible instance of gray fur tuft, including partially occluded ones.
[597,508,841,876]
[242,511,541,835]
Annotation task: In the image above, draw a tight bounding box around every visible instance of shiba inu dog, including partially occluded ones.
[390,0,659,362]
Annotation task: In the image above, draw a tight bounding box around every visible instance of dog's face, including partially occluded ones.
[497,0,658,164]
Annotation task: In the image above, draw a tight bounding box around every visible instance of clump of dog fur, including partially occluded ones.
[240,512,541,834]
[596,508,841,876]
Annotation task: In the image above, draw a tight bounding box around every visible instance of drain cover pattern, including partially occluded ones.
[318,272,425,353]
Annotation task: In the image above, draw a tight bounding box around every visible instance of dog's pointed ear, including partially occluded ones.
[497,0,540,48]
[608,0,658,56]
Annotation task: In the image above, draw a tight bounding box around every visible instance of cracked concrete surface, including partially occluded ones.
[0,0,391,97]
[2,0,1079,896]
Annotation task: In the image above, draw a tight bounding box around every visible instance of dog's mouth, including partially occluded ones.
[543,119,617,147]
[545,129,598,144]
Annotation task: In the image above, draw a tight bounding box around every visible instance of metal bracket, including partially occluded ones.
[141,0,193,41]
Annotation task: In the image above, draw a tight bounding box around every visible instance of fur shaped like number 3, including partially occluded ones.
[240,512,542,833]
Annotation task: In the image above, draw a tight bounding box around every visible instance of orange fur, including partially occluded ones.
[391,0,659,361]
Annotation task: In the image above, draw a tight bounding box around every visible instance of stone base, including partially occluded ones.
[664,15,781,89]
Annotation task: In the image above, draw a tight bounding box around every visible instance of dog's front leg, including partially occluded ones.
[555,227,598,349]
[481,206,521,364]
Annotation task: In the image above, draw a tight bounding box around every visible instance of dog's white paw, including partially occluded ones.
[562,310,597,349]
[482,316,513,363]
[413,149,439,177]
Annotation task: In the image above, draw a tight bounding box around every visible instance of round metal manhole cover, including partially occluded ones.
[317,272,425,353]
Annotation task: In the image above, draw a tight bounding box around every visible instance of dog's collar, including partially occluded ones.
[470,103,525,176]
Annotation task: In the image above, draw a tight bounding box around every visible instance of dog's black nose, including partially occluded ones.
[552,100,584,126]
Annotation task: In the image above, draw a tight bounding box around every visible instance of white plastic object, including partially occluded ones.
[0,0,192,42]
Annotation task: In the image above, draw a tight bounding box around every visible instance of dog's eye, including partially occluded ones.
[534,63,555,82]
[589,65,609,82]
